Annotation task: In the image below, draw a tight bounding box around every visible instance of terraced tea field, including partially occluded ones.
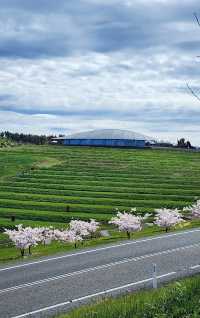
[0,145,200,228]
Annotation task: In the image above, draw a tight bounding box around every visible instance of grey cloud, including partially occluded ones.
[0,36,73,59]
[2,102,200,126]
[0,0,200,144]
[0,0,199,59]
[0,94,14,102]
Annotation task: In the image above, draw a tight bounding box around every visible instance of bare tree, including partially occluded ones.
[187,13,200,101]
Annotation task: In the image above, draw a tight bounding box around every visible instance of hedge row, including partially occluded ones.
[2,181,200,195]
[0,186,195,201]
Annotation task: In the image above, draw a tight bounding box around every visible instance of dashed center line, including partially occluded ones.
[1,242,200,295]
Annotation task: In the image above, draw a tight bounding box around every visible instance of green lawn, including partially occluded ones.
[57,274,200,318]
[0,145,200,263]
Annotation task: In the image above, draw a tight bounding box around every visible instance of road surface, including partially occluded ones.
[1,228,200,318]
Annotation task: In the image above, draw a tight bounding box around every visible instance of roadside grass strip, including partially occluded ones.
[57,274,200,318]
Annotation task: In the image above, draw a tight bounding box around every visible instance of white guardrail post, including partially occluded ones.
[153,263,157,289]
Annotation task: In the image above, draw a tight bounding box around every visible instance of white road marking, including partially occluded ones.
[1,228,200,272]
[190,264,200,269]
[1,242,200,295]
[11,271,176,318]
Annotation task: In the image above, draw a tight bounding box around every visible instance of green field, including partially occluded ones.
[1,145,200,223]
[58,274,200,318]
[0,145,200,261]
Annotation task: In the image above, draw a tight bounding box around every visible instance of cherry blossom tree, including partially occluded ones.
[52,228,63,241]
[85,219,100,238]
[109,210,142,239]
[36,226,55,245]
[4,225,39,256]
[69,220,90,238]
[154,208,184,232]
[4,226,26,257]
[3,218,100,255]
[183,200,200,218]
[58,229,83,248]
[69,219,100,238]
[25,226,40,255]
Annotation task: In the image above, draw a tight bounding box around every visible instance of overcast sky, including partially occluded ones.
[0,0,200,144]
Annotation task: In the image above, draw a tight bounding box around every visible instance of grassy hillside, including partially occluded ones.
[0,145,50,180]
[0,145,200,261]
[58,274,200,318]
[0,145,200,223]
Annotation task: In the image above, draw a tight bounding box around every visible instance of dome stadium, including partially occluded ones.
[53,129,154,148]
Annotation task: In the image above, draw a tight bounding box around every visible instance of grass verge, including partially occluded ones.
[58,274,200,318]
[0,219,199,264]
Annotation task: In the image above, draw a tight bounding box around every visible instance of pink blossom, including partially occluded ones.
[183,200,200,218]
[36,226,55,245]
[154,208,183,232]
[69,219,100,237]
[86,219,100,236]
[4,225,39,256]
[109,210,142,239]
[59,229,83,248]
[69,220,90,237]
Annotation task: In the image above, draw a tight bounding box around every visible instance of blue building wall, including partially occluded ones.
[62,139,145,148]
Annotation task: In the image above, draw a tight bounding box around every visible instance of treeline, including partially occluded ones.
[0,131,56,145]
[150,138,195,149]
[177,138,194,149]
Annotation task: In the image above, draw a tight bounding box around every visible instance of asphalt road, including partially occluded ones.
[1,228,200,318]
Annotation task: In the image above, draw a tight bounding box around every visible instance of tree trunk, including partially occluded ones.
[28,246,32,255]
[74,242,77,248]
[127,231,131,239]
[165,227,168,233]
[20,249,25,257]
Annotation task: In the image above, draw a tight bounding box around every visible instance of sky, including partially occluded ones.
[0,0,200,144]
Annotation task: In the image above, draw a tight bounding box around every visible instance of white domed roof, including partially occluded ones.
[65,129,153,141]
